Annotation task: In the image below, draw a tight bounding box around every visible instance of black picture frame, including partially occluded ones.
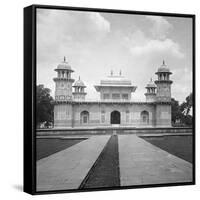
[24,4,195,195]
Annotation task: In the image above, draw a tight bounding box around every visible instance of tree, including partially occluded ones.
[36,84,54,128]
[171,93,193,127]
[180,93,193,116]
[171,98,183,124]
[180,93,193,126]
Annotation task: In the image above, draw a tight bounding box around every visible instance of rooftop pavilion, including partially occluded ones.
[94,70,137,101]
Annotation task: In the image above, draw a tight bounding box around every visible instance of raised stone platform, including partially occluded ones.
[37,135,110,191]
[37,127,193,136]
[118,135,193,186]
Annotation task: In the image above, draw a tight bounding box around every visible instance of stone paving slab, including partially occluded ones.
[37,135,110,191]
[119,135,193,186]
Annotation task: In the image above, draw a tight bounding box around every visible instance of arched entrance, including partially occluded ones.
[111,110,121,124]
[140,110,149,125]
[80,111,89,124]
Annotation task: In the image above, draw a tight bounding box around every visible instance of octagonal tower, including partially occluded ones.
[155,60,173,102]
[53,57,75,101]
[155,60,173,127]
[145,78,157,102]
[73,76,87,100]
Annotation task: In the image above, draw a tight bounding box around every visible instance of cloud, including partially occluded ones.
[171,66,192,102]
[36,10,191,103]
[37,9,110,39]
[124,17,183,61]
[88,12,110,34]
[130,38,184,59]
[122,17,185,101]
[146,16,172,39]
[37,9,110,64]
[124,30,147,46]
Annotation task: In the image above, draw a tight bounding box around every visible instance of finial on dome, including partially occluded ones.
[64,56,66,62]
[150,77,152,82]
[162,60,165,65]
[119,70,122,76]
[79,76,80,80]
[111,70,113,76]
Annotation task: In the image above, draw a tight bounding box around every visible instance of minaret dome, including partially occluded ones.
[145,78,157,102]
[73,76,87,100]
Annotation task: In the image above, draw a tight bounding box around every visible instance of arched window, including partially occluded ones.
[141,110,149,124]
[126,110,130,123]
[80,111,89,124]
[101,110,106,123]
[62,71,65,78]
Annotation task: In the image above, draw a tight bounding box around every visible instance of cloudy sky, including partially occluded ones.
[36,8,193,103]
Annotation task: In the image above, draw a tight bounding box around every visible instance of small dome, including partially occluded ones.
[146,78,156,88]
[56,57,73,71]
[156,60,171,73]
[73,77,86,87]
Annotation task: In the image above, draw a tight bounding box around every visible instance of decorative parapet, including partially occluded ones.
[53,99,172,105]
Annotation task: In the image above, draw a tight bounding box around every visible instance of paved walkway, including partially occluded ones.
[37,135,110,191]
[118,135,192,186]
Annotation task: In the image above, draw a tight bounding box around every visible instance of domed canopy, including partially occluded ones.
[146,78,156,88]
[156,60,172,74]
[55,57,74,72]
[100,76,132,86]
[73,76,86,88]
[99,70,132,86]
[94,70,137,93]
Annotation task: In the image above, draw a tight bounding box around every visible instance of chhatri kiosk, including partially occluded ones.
[53,58,173,128]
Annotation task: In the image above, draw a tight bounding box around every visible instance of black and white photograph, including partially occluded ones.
[27,5,194,194]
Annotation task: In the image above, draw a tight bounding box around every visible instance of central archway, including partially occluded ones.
[111,110,121,124]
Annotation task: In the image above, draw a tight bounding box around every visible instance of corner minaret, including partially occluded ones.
[155,60,173,102]
[145,78,156,102]
[154,60,173,127]
[73,76,87,100]
[53,57,75,101]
